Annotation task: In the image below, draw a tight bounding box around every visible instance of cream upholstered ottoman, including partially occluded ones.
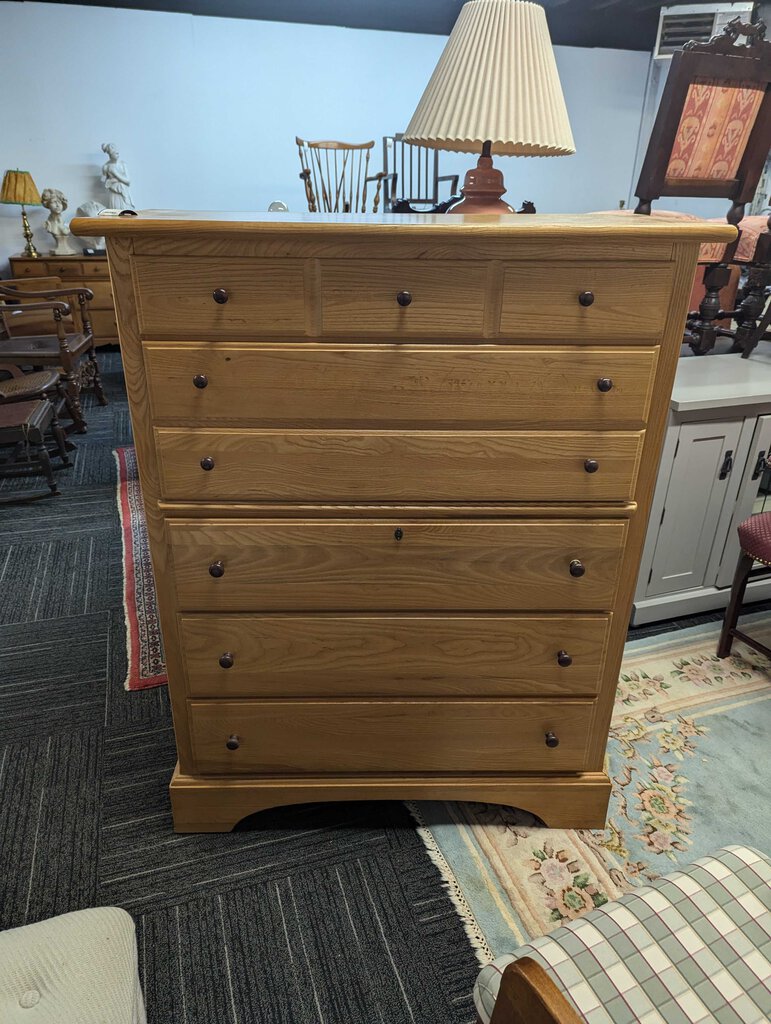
[475,846,771,1024]
[0,907,146,1023]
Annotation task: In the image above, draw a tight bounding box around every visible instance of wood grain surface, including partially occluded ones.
[188,698,595,774]
[144,343,659,429]
[168,518,627,612]
[156,428,644,502]
[178,612,611,698]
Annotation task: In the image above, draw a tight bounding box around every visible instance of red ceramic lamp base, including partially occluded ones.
[446,144,515,215]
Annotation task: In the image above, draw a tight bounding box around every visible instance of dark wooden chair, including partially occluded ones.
[0,398,69,503]
[718,509,771,659]
[296,137,388,213]
[379,133,460,212]
[484,958,582,1024]
[633,16,771,355]
[0,284,107,433]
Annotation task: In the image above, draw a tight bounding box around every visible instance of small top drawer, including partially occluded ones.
[49,260,87,279]
[133,257,306,337]
[500,263,675,339]
[320,260,487,337]
[10,261,48,277]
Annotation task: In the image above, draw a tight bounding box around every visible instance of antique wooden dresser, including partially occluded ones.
[72,211,733,832]
[10,254,119,346]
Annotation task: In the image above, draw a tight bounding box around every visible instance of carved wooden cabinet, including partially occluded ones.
[72,211,732,832]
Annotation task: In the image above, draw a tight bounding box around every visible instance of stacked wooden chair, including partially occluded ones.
[0,277,107,500]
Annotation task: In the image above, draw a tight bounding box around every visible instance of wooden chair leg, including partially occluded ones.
[88,347,108,406]
[718,551,754,658]
[61,372,87,433]
[33,437,59,496]
[49,404,71,466]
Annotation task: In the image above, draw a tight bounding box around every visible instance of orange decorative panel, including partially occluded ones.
[665,77,764,185]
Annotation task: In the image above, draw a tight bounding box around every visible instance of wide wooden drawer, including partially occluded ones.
[168,519,627,612]
[179,613,610,698]
[188,698,595,773]
[500,262,675,339]
[9,261,49,277]
[133,257,307,336]
[144,343,658,429]
[156,428,644,502]
[320,260,486,337]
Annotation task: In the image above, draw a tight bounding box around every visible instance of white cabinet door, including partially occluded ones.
[646,419,744,597]
[715,414,771,589]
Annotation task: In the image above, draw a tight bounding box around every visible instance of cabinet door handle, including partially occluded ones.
[396,290,412,307]
[752,450,767,481]
[557,650,573,667]
[578,291,595,307]
[545,731,560,748]
[718,450,733,480]
[212,288,229,304]
[219,652,235,669]
[569,559,585,578]
[209,560,225,578]
[226,734,240,750]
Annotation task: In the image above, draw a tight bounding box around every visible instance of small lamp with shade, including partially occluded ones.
[402,0,575,214]
[1,169,42,257]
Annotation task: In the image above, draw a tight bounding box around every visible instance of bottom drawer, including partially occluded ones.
[189,699,595,774]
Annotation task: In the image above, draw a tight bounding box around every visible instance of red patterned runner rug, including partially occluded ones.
[114,446,167,690]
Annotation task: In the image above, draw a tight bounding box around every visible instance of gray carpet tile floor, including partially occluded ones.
[0,353,482,1024]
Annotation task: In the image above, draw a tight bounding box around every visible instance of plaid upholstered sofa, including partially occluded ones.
[474,846,770,1024]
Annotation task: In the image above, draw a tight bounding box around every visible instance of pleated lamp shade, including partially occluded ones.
[404,0,575,159]
[0,169,42,206]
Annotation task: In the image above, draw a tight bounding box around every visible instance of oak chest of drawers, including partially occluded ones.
[72,210,733,832]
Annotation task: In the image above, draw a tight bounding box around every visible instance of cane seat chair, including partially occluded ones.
[296,137,388,213]
[0,283,107,433]
[718,510,771,659]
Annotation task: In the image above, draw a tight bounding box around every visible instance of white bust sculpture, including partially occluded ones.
[101,142,134,210]
[40,187,74,255]
[72,200,107,251]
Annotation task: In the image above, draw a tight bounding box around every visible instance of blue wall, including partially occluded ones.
[0,2,651,267]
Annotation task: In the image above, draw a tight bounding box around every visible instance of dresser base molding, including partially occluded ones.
[168,765,612,832]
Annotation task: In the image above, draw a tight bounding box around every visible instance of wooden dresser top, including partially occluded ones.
[71,210,736,244]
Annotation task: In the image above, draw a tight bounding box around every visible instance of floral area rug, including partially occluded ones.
[408,616,771,961]
[114,446,167,690]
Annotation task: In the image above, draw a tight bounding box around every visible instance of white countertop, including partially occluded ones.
[671,348,771,412]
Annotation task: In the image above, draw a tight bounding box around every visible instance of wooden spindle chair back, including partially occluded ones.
[296,137,385,213]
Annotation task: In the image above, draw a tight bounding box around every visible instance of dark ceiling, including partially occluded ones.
[35,0,733,51]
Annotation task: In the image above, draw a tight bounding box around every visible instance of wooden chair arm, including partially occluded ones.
[0,283,94,303]
[1,299,72,316]
[489,957,584,1024]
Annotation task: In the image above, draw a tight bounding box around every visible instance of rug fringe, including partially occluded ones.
[405,800,494,965]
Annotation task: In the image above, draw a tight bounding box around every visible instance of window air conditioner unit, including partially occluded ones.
[654,2,755,59]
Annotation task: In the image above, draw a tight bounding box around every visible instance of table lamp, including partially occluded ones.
[1,169,42,257]
[403,0,575,214]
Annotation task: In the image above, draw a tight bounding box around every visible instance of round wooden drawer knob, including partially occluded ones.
[578,291,595,307]
[557,650,573,667]
[200,456,215,471]
[226,734,240,750]
[597,377,614,393]
[545,731,560,748]
[219,652,235,669]
[569,559,585,578]
[213,288,229,304]
[209,560,225,578]
[396,290,412,307]
[584,459,599,474]
[394,527,404,541]
[193,374,209,389]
